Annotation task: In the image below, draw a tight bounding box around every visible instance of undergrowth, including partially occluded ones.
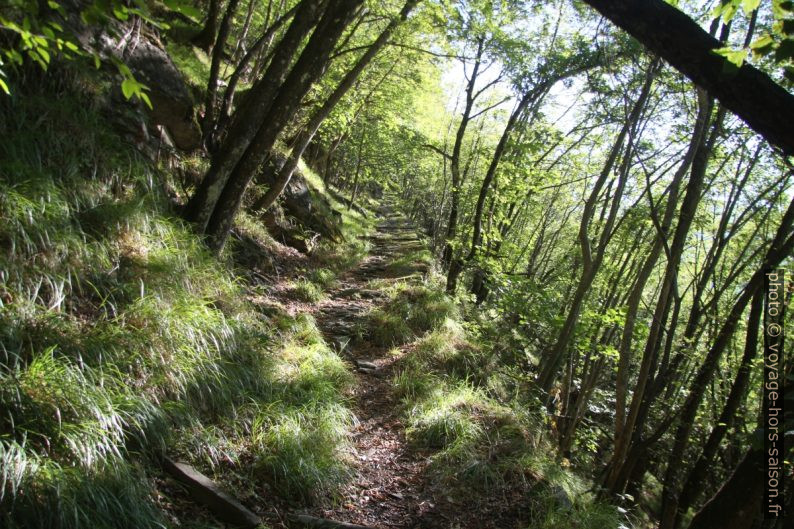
[378,271,629,528]
[366,282,458,346]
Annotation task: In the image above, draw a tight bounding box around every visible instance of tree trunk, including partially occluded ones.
[184,0,325,231]
[659,196,794,529]
[202,0,242,143]
[203,0,365,252]
[536,61,657,393]
[192,0,222,52]
[605,87,712,493]
[253,0,419,213]
[216,3,299,138]
[674,290,764,525]
[441,37,486,270]
[446,84,539,293]
[684,446,764,529]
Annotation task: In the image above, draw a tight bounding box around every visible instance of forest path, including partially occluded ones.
[305,204,436,528]
[267,202,453,528]
[259,202,528,529]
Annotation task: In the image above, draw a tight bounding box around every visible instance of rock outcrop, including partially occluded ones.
[258,153,344,252]
[66,0,202,151]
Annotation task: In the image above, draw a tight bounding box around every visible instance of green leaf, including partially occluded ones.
[742,0,761,14]
[713,46,747,68]
[0,77,9,95]
[750,34,775,57]
[116,61,133,78]
[113,7,129,21]
[775,39,794,62]
[163,0,202,22]
[139,91,153,110]
[121,78,135,99]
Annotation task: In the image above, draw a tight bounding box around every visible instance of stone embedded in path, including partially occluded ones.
[162,457,261,528]
[355,360,378,370]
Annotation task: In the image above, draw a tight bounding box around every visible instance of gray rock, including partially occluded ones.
[65,1,201,151]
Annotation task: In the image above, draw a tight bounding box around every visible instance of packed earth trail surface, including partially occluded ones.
[260,204,528,529]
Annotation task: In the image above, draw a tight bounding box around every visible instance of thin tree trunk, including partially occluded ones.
[536,61,657,393]
[252,0,419,213]
[216,3,300,140]
[184,0,325,231]
[605,86,711,493]
[674,290,764,525]
[441,37,486,270]
[202,0,242,143]
[192,0,222,52]
[658,197,794,529]
[581,0,794,154]
[446,84,540,293]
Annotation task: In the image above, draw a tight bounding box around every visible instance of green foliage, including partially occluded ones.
[713,0,794,82]
[291,277,326,302]
[0,0,163,104]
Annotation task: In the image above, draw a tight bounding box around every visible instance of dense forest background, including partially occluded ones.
[0,0,792,528]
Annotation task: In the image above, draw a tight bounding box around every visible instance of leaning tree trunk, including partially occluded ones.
[446,83,539,293]
[252,0,420,213]
[536,61,656,393]
[658,196,794,529]
[441,37,485,271]
[216,4,300,137]
[203,0,365,251]
[184,0,325,231]
[674,290,764,525]
[581,0,794,155]
[604,87,712,494]
[202,0,242,143]
[686,359,793,529]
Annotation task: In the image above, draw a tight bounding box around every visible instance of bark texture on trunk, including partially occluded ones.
[204,0,365,251]
[254,0,420,213]
[184,0,326,231]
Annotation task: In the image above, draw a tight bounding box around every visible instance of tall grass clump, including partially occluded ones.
[381,270,626,528]
[367,283,458,346]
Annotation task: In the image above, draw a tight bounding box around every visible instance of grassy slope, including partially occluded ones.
[0,72,367,528]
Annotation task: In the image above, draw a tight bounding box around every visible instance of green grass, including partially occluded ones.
[165,42,212,91]
[290,277,326,302]
[367,283,458,346]
[384,247,434,277]
[307,267,338,289]
[287,267,341,303]
[0,76,358,527]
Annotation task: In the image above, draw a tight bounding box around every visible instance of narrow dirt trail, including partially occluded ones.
[300,205,441,528]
